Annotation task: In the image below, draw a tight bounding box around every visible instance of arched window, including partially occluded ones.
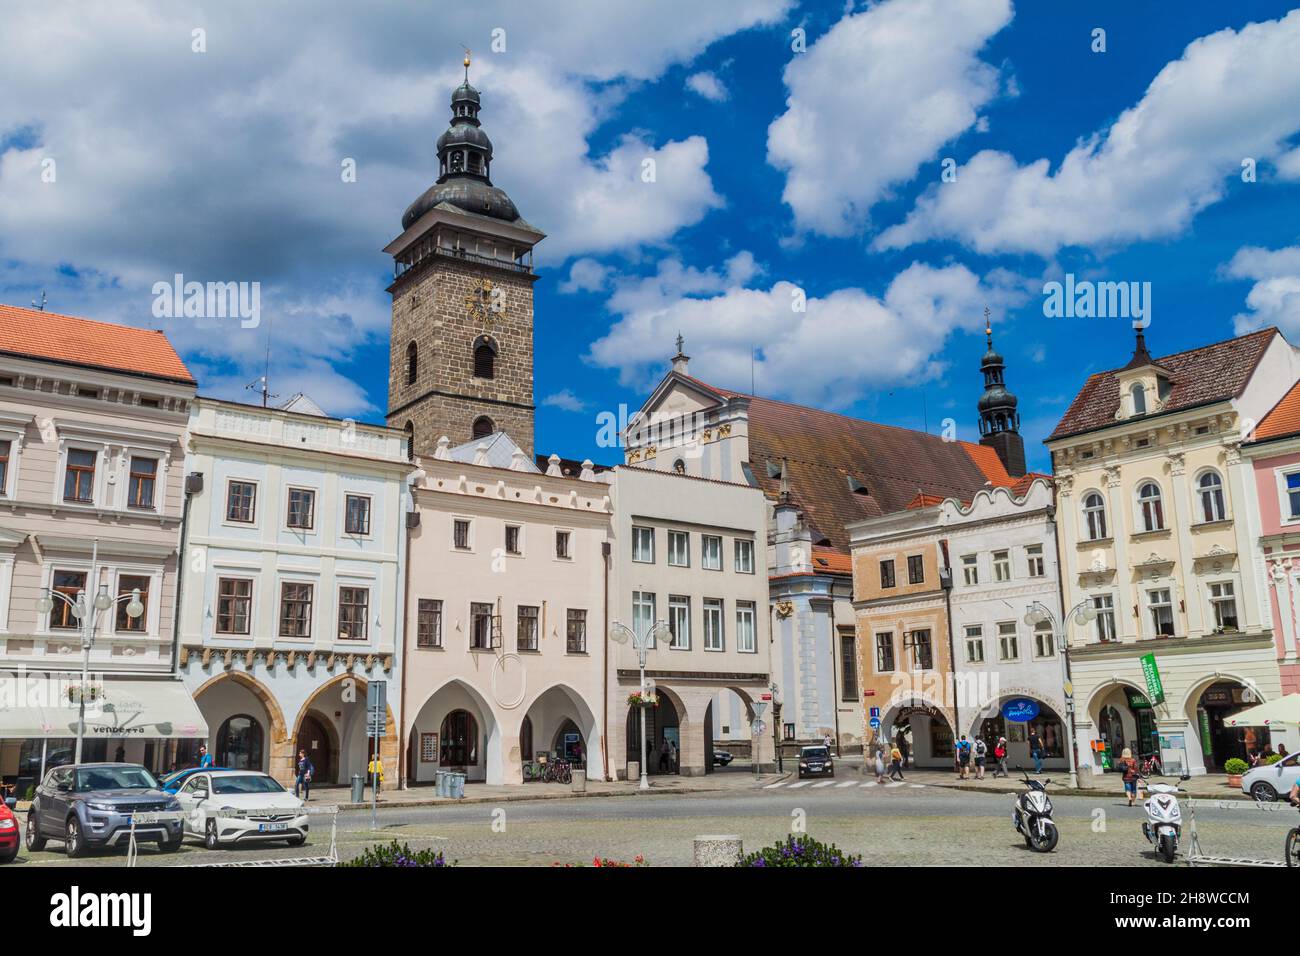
[473,336,497,379]
[1138,482,1165,532]
[673,459,686,474]
[472,416,494,439]
[1132,383,1147,415]
[216,714,264,771]
[404,421,414,462]
[406,342,418,386]
[1198,470,1226,522]
[440,709,478,766]
[1083,491,1108,540]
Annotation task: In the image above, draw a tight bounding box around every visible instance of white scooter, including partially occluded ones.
[1012,768,1058,852]
[1141,775,1190,863]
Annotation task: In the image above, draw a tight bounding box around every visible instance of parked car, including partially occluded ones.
[0,796,19,862]
[159,766,231,794]
[26,763,183,858]
[712,750,735,767]
[1241,752,1300,801]
[797,745,834,779]
[172,770,308,849]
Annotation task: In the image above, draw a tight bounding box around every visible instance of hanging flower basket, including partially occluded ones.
[628,692,659,708]
[67,684,101,704]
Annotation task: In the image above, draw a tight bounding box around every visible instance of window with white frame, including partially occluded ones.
[1209,581,1239,631]
[1132,382,1147,414]
[49,570,87,629]
[64,449,97,503]
[555,529,572,560]
[965,625,984,663]
[962,554,978,586]
[1026,544,1045,578]
[1147,588,1175,637]
[505,524,521,555]
[997,621,1019,660]
[1138,482,1165,532]
[632,591,656,647]
[286,488,315,530]
[1197,471,1226,522]
[1286,471,1300,520]
[517,605,539,651]
[1092,594,1116,643]
[344,494,372,536]
[993,550,1011,582]
[453,518,471,550]
[113,574,151,632]
[566,609,587,653]
[701,534,722,570]
[1083,491,1108,540]
[1033,620,1055,657]
[736,601,756,652]
[278,581,313,638]
[0,439,10,496]
[667,530,689,567]
[470,602,494,649]
[226,480,256,523]
[632,526,655,563]
[734,538,755,574]
[668,595,691,649]
[703,598,724,650]
[417,599,442,648]
[337,586,369,641]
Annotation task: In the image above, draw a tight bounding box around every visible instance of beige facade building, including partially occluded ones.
[0,305,205,789]
[1049,327,1300,775]
[401,435,611,784]
[176,397,411,786]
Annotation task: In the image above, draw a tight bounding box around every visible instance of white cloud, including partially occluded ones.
[766,0,1012,236]
[542,389,589,413]
[878,9,1300,256]
[587,253,1028,409]
[0,1,788,414]
[686,71,729,102]
[1276,146,1300,181]
[559,258,613,294]
[1224,244,1300,337]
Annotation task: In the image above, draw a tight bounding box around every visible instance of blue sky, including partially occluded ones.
[3,1,1299,473]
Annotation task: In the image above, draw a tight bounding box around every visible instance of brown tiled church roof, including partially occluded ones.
[1047,328,1277,442]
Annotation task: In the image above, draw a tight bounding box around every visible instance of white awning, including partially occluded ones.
[2,678,208,740]
[1226,694,1300,727]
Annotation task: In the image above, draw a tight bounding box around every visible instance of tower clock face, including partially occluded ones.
[465,278,504,324]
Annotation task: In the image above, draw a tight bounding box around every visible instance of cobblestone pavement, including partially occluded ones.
[11,785,1294,867]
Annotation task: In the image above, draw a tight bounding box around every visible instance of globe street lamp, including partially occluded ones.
[610,618,670,791]
[37,584,143,763]
[1024,599,1096,789]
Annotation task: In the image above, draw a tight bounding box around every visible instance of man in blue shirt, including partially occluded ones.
[198,744,214,768]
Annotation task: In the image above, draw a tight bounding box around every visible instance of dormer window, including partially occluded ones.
[1131,383,1147,415]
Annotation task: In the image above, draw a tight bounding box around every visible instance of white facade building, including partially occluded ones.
[177,398,411,785]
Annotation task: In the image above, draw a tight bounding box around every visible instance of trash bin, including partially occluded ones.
[350,773,365,803]
[448,772,465,799]
[571,769,587,793]
[626,760,639,783]
[434,770,447,797]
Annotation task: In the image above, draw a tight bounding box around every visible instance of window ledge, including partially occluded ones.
[1191,519,1233,530]
[1130,528,1171,540]
[1080,536,1114,547]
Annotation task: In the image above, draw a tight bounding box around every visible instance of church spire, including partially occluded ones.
[976,308,1026,477]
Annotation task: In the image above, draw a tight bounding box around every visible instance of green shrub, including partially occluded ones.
[1264,754,1284,766]
[738,834,862,867]
[23,785,34,801]
[1223,758,1250,775]
[341,840,454,867]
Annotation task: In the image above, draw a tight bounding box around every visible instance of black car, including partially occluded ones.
[712,750,734,767]
[797,745,834,779]
[26,763,183,858]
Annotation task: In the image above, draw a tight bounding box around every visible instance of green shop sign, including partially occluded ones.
[1140,653,1165,707]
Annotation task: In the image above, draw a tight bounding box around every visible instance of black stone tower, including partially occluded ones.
[976,308,1026,477]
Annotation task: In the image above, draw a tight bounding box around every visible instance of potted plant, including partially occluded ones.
[627,691,658,708]
[1223,757,1249,787]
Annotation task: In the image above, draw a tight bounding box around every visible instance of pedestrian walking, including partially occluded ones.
[1029,728,1045,774]
[874,745,887,784]
[888,743,904,781]
[295,749,315,801]
[993,737,1009,778]
[1118,747,1141,807]
[956,735,972,779]
[368,753,385,796]
[897,734,910,768]
[973,737,988,779]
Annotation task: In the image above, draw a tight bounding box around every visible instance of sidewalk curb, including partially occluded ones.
[919,779,1255,802]
[332,779,780,812]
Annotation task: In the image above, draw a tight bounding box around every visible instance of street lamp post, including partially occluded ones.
[610,618,670,791]
[1024,599,1096,790]
[37,582,143,764]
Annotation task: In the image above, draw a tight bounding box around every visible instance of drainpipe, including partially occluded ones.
[397,469,423,790]
[1048,499,1083,787]
[170,473,200,676]
[601,539,611,782]
[940,539,959,739]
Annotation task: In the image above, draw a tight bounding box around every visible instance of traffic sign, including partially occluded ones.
[869,706,880,718]
[366,680,387,737]
[869,717,881,730]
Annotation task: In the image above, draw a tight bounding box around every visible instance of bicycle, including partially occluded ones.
[1286,800,1300,867]
[543,759,572,785]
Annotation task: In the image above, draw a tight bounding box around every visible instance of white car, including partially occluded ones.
[1240,753,1300,802]
[173,770,310,849]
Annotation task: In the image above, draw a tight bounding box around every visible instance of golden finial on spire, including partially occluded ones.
[461,45,471,81]
[984,305,993,345]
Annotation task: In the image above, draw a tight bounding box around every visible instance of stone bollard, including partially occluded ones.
[694,835,743,867]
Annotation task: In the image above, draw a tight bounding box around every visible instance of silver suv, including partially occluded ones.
[26,763,182,857]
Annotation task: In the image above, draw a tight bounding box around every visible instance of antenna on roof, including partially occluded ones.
[246,312,279,408]
[31,291,47,311]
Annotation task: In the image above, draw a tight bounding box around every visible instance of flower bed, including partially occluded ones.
[739,835,862,867]
[341,840,455,867]
[553,855,647,867]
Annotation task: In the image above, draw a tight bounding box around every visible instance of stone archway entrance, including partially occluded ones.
[292,673,399,786]
[1188,678,1268,771]
[881,700,955,769]
[191,670,290,780]
[626,691,682,776]
[297,713,335,785]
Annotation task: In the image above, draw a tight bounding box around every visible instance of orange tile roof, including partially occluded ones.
[811,546,852,575]
[960,441,1017,487]
[905,492,948,510]
[1252,378,1300,442]
[0,303,195,385]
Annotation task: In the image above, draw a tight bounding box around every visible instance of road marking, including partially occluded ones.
[836,781,857,788]
[860,781,878,788]
[885,782,906,788]
[763,781,788,789]
[788,780,812,789]
[811,781,836,789]
[908,784,927,789]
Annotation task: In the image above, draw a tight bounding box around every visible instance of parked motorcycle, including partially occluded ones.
[1012,769,1058,852]
[1142,775,1190,863]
